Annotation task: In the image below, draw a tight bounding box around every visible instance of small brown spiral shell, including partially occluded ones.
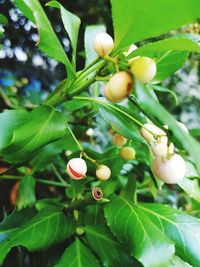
[92,187,103,201]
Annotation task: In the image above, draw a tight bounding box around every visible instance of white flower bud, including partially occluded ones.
[141,123,166,143]
[152,154,186,184]
[130,56,157,83]
[151,137,174,158]
[66,158,87,180]
[96,165,111,181]
[93,32,114,57]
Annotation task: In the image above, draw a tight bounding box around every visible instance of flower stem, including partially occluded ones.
[0,175,69,188]
[67,126,83,151]
[51,163,66,184]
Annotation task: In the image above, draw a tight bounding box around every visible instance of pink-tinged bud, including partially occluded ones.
[66,158,87,180]
[104,71,133,103]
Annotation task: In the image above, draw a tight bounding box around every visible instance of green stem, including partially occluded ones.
[72,60,105,87]
[77,57,100,79]
[68,76,96,98]
[95,76,110,81]
[51,163,66,184]
[0,175,69,188]
[103,55,118,64]
[67,126,98,166]
[67,126,83,151]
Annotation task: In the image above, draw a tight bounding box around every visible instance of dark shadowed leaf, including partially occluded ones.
[85,224,138,267]
[0,209,74,265]
[0,208,36,242]
[55,238,100,267]
[17,176,36,210]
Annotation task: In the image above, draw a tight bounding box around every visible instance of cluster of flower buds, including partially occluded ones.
[141,122,187,184]
[66,158,111,181]
[93,32,157,105]
[113,133,136,161]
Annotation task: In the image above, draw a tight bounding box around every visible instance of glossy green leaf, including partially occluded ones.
[0,109,28,151]
[84,25,106,65]
[0,209,74,265]
[139,203,200,266]
[0,209,36,242]
[152,85,178,105]
[2,106,68,163]
[104,196,175,267]
[178,177,200,203]
[46,1,81,68]
[95,98,144,142]
[55,238,100,267]
[134,81,200,174]
[155,51,189,82]
[128,34,200,59]
[190,128,200,137]
[14,0,75,78]
[85,225,137,267]
[111,0,200,50]
[30,137,69,171]
[17,176,36,210]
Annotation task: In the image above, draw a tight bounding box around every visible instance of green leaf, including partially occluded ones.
[190,128,200,137]
[65,179,85,199]
[30,138,68,171]
[134,81,200,174]
[111,0,200,50]
[155,51,189,82]
[0,209,74,265]
[128,34,200,59]
[17,176,36,210]
[85,225,137,267]
[152,85,178,105]
[84,25,106,65]
[139,203,200,266]
[95,98,144,142]
[14,0,75,78]
[0,109,28,151]
[104,196,175,267]
[0,209,36,242]
[2,106,68,163]
[167,255,192,267]
[55,238,100,267]
[178,177,200,203]
[46,1,81,68]
[0,25,4,37]
[0,14,8,25]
